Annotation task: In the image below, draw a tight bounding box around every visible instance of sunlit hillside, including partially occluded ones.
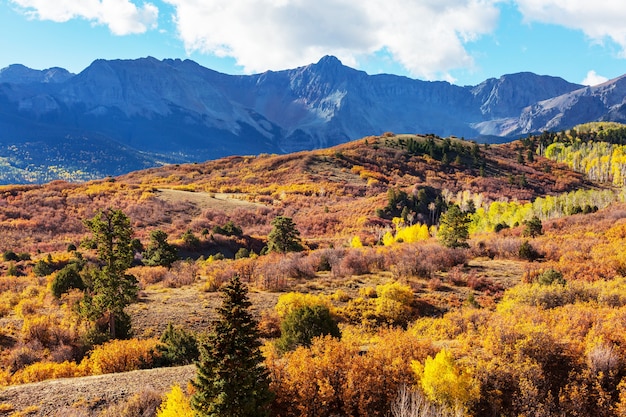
[0,133,592,254]
[2,131,626,416]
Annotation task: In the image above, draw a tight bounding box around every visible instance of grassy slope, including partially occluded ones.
[0,134,592,255]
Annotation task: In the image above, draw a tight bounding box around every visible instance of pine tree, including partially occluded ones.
[437,204,470,248]
[267,216,303,253]
[142,229,179,267]
[81,208,138,340]
[523,216,543,238]
[192,276,273,417]
[157,323,199,366]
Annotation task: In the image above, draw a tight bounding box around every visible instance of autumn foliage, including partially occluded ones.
[3,132,626,416]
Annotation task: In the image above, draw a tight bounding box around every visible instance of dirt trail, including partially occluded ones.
[156,188,264,212]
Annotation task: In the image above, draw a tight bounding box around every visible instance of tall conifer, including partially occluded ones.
[81,208,138,340]
[192,275,273,417]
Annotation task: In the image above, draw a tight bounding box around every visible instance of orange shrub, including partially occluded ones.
[606,222,626,241]
[4,344,42,374]
[131,265,169,286]
[332,250,371,277]
[252,253,312,291]
[100,389,163,417]
[85,338,160,375]
[200,260,237,292]
[21,315,72,348]
[162,261,198,288]
[0,290,20,317]
[14,297,43,318]
[9,360,86,385]
[387,243,468,279]
[0,369,10,387]
[267,330,434,417]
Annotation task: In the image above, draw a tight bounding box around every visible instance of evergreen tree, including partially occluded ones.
[51,263,85,298]
[157,323,199,366]
[33,258,53,277]
[181,229,201,250]
[213,221,243,237]
[523,216,543,238]
[437,204,470,248]
[518,240,540,261]
[518,173,528,188]
[2,251,19,262]
[81,209,138,340]
[465,199,476,214]
[192,276,273,417]
[142,229,179,267]
[267,216,303,253]
[471,142,480,161]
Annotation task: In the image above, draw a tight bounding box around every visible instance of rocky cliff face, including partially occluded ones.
[0,56,623,182]
[477,75,626,136]
[472,72,583,118]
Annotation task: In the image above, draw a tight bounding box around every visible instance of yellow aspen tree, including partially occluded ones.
[157,384,194,417]
[382,231,395,246]
[351,236,364,248]
[412,348,478,413]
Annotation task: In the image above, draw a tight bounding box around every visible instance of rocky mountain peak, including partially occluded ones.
[1,57,626,183]
[315,55,343,68]
[472,72,582,118]
[0,64,73,84]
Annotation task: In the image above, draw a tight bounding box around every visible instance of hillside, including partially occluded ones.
[0,134,591,254]
[3,134,626,416]
[1,55,614,183]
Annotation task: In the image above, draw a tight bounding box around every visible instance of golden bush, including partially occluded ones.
[14,297,42,318]
[9,360,85,385]
[274,292,332,318]
[86,338,160,375]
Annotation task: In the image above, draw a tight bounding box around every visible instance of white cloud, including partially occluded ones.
[582,70,609,86]
[10,0,159,35]
[163,0,501,80]
[515,0,626,56]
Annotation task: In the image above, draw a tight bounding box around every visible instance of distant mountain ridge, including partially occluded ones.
[0,55,624,183]
[0,64,74,84]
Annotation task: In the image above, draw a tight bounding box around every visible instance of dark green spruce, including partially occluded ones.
[192,275,273,417]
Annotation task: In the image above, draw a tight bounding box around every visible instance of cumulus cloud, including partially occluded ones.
[163,0,501,80]
[10,0,159,35]
[582,70,609,86]
[515,0,626,56]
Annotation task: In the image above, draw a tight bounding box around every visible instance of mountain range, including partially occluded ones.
[1,55,625,183]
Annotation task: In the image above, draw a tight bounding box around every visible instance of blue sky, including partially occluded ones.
[1,0,625,87]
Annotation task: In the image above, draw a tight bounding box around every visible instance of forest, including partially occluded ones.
[1,128,626,416]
